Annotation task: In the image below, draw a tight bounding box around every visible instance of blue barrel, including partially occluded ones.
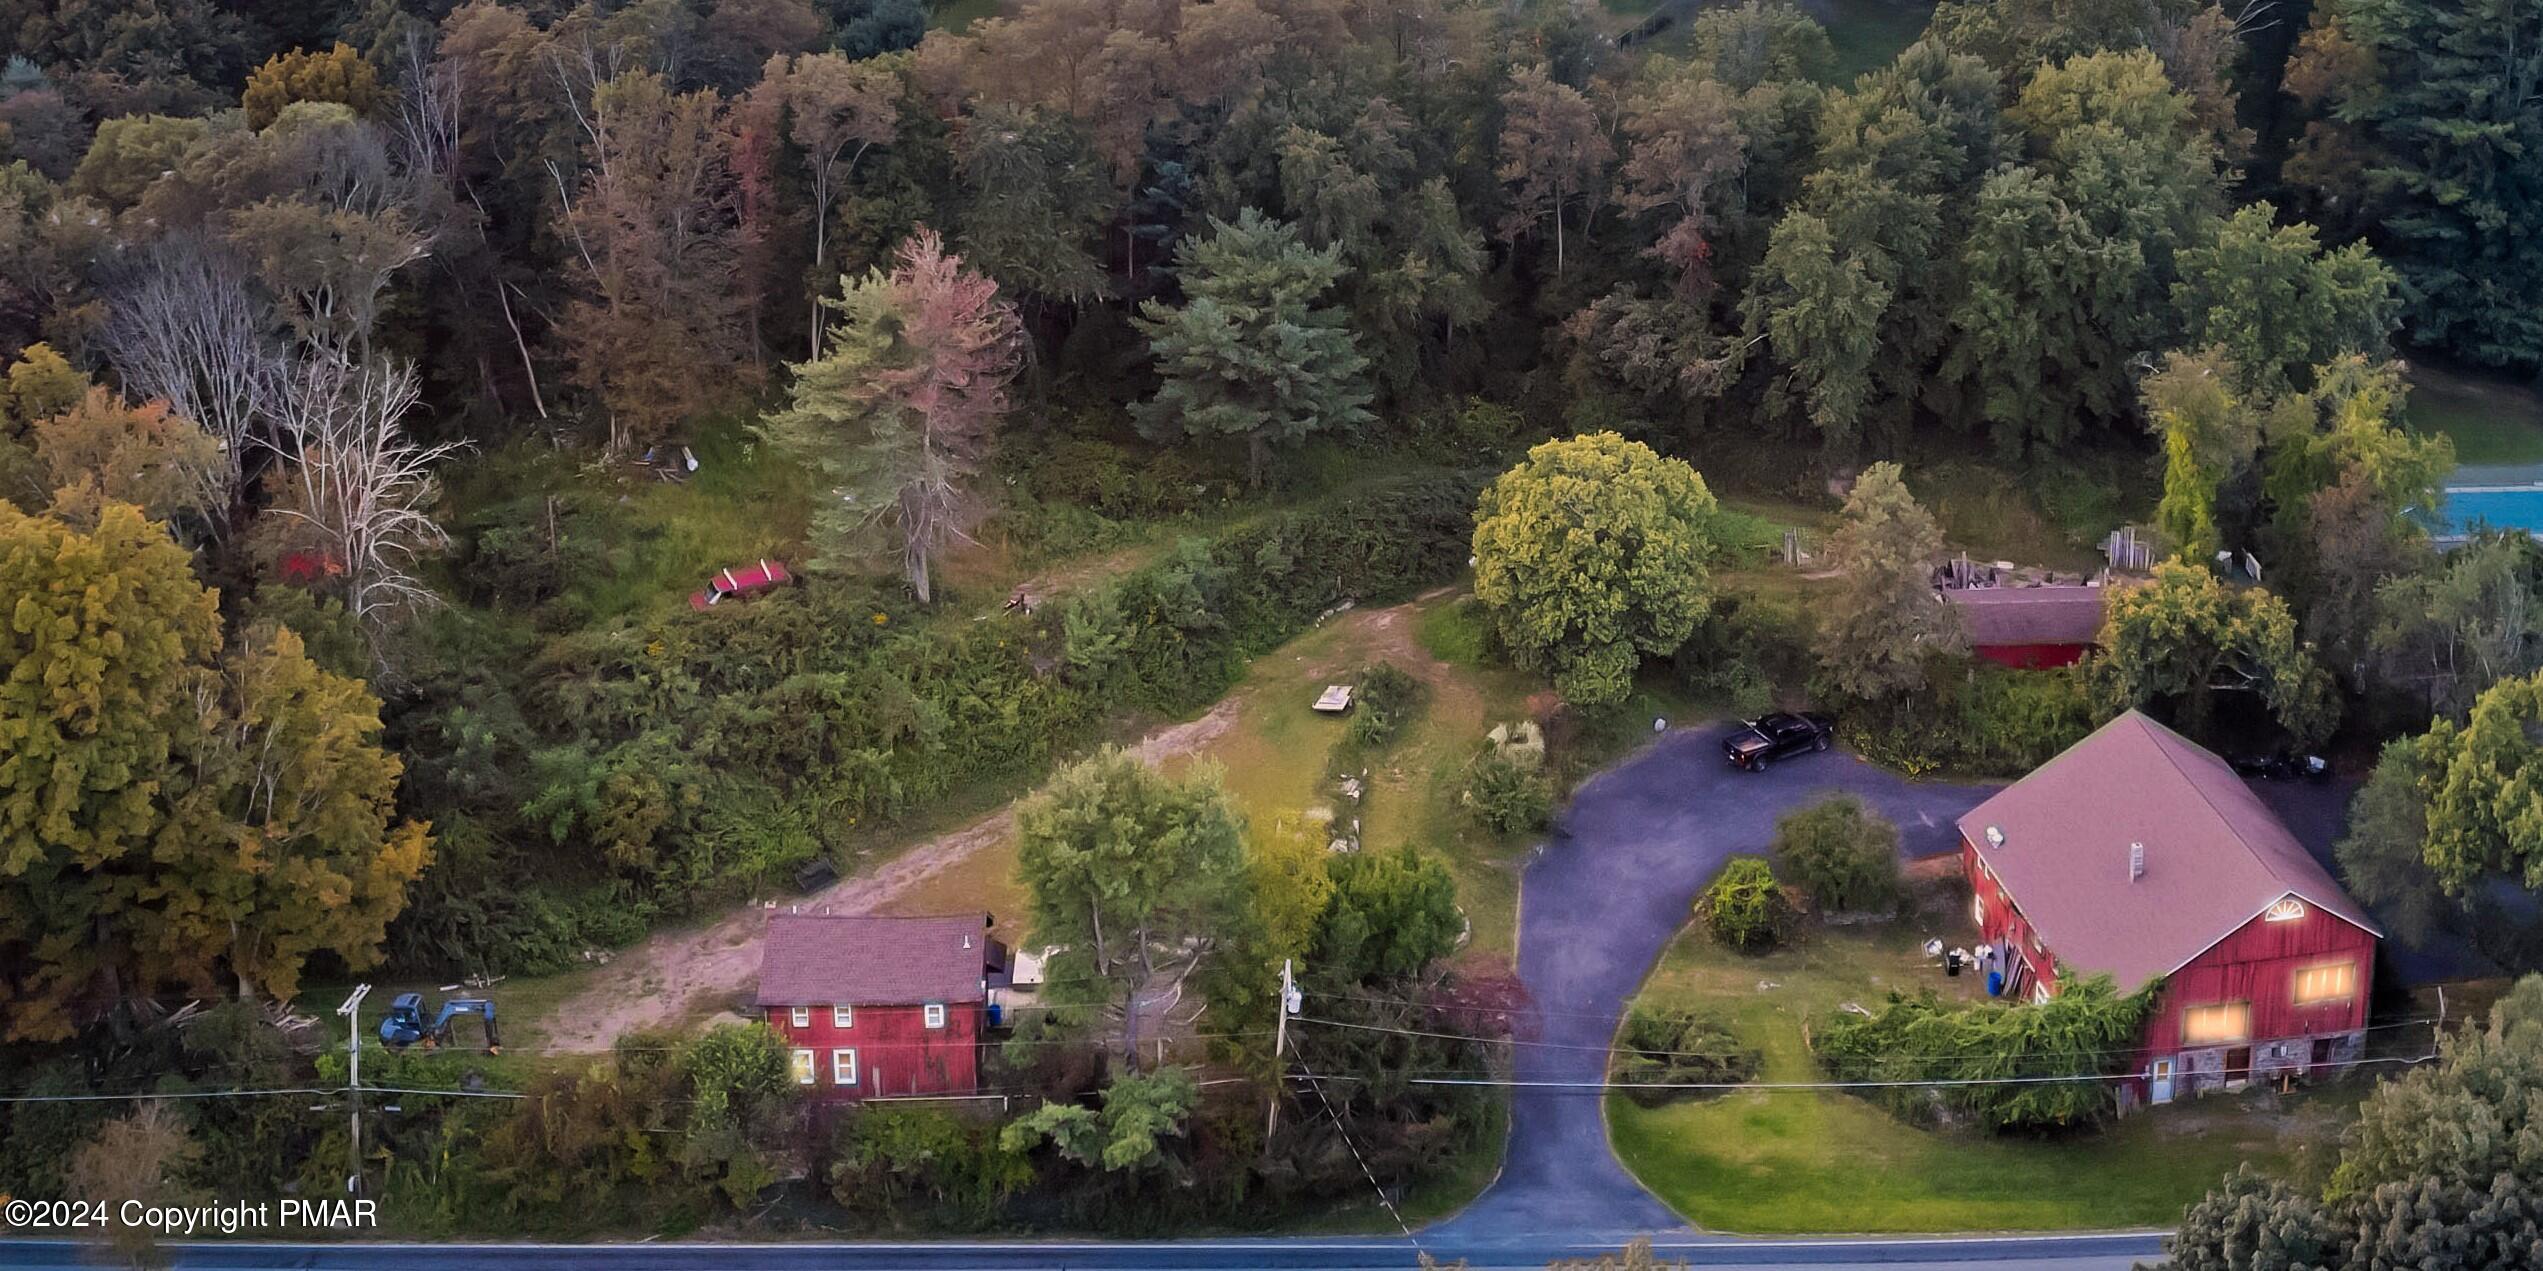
[1986,970,2004,997]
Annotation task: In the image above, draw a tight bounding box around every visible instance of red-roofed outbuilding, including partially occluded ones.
[756,912,1005,1100]
[1958,711,2379,1109]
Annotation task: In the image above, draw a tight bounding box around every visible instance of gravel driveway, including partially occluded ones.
[1427,725,2000,1243]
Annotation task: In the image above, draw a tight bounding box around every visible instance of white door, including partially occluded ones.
[2150,1058,2175,1105]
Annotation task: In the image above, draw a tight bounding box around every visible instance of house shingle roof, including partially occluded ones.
[1956,711,2379,992]
[1941,585,2107,648]
[755,913,993,1007]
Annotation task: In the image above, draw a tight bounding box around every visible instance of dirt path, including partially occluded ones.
[539,694,1250,1052]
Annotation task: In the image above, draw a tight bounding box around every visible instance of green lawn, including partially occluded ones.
[1820,0,1936,83]
[1608,892,2359,1233]
[2407,358,2543,469]
[930,0,1003,32]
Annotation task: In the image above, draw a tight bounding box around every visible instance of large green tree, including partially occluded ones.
[0,503,430,1039]
[1471,432,1719,707]
[763,227,1023,604]
[2092,560,2337,745]
[2172,204,2399,395]
[2283,0,2543,372]
[1131,209,1372,488]
[1014,749,1245,1061]
[1818,462,1961,700]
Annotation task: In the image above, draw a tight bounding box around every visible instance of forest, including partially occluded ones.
[3,0,2543,1245]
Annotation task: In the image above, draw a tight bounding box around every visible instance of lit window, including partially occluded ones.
[2293,962,2356,1006]
[789,1005,810,1029]
[832,1048,858,1086]
[924,1003,947,1029]
[2183,1002,2251,1045]
[2265,897,2307,922]
[790,1048,816,1085]
[833,1005,854,1028]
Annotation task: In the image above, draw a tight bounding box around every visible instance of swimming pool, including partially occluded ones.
[2430,484,2543,541]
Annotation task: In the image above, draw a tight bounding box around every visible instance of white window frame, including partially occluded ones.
[2030,981,2052,1005]
[789,1005,810,1028]
[832,1048,858,1087]
[790,1048,816,1085]
[833,1004,854,1028]
[1970,893,1986,929]
[923,1002,947,1029]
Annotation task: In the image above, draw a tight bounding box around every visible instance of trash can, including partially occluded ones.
[1945,950,1964,977]
[1986,970,2004,997]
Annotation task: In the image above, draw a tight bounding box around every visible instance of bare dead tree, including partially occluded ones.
[261,356,469,646]
[100,236,285,539]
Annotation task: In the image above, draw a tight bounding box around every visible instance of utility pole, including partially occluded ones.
[1265,958,1298,1140]
[336,984,371,1196]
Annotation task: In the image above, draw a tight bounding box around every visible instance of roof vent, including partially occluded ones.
[2128,842,2146,882]
[963,934,973,950]
[1985,825,2006,849]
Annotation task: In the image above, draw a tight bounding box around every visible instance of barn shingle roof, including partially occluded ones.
[1941,585,2107,648]
[1956,711,2378,992]
[755,913,993,1007]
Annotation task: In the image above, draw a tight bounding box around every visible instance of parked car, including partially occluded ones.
[1722,712,1834,771]
[2230,751,2331,782]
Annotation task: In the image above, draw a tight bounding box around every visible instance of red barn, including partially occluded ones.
[1958,711,2379,1108]
[756,912,1004,1101]
[1941,585,2106,669]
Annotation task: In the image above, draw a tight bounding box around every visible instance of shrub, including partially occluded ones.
[1769,795,1901,914]
[1695,857,1794,951]
[829,1104,1032,1228]
[1843,659,2094,777]
[1314,847,1463,983]
[1612,1005,1761,1106]
[1462,749,1553,834]
[1812,974,2157,1131]
[1343,662,1425,751]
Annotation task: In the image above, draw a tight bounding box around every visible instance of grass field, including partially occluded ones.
[929,0,1003,31]
[2407,358,2543,469]
[1597,0,1933,83]
[1608,889,2360,1232]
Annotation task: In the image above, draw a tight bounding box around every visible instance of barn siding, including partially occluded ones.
[1963,836,2376,1108]
[2140,901,2375,1056]
[769,1001,983,1101]
[1972,642,2092,670]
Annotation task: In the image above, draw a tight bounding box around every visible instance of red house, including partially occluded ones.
[1941,585,2106,669]
[756,912,1004,1101]
[1958,711,2379,1108]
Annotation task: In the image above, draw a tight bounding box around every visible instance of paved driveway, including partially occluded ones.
[1428,726,2001,1243]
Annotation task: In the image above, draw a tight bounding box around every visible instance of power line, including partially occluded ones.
[0,1085,341,1105]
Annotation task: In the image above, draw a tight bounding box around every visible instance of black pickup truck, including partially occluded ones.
[1721,712,1835,771]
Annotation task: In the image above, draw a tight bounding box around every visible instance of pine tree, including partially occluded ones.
[763,227,1023,604]
[1818,462,1961,700]
[1132,209,1372,488]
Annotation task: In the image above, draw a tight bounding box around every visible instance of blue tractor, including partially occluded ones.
[378,993,502,1054]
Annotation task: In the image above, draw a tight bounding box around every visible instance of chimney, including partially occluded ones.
[2128,842,2145,882]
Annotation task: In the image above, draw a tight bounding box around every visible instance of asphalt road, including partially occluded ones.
[0,1233,2162,1269]
[1425,726,2000,1244]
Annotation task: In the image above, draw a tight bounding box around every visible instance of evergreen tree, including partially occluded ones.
[1817,462,1961,700]
[2284,0,2543,372]
[1132,209,1372,488]
[763,227,1023,604]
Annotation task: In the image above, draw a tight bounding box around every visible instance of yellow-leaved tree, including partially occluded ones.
[0,502,431,1040]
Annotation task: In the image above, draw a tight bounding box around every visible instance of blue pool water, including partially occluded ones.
[2431,485,2543,539]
